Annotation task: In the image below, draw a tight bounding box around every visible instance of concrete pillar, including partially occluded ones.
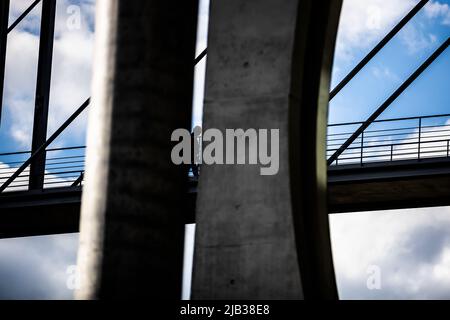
[76,0,198,299]
[192,0,341,299]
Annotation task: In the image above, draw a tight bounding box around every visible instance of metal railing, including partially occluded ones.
[0,146,85,192]
[327,114,450,166]
[3,113,450,192]
[0,40,208,193]
[0,0,444,192]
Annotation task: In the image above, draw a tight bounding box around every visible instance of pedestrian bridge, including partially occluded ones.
[0,0,448,239]
[1,112,450,238]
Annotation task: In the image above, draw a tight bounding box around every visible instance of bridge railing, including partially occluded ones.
[0,146,85,192]
[327,114,450,166]
[1,113,450,192]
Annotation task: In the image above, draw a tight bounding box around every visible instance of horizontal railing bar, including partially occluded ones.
[338,153,449,164]
[45,160,85,167]
[328,113,450,127]
[0,150,31,157]
[331,154,450,166]
[0,146,86,158]
[46,146,86,152]
[360,134,450,145]
[0,169,86,180]
[327,138,450,153]
[43,180,78,186]
[0,99,90,193]
[0,159,84,170]
[328,144,442,156]
[328,123,450,138]
[44,170,86,176]
[328,132,450,147]
[328,126,418,139]
[341,147,450,159]
[1,174,80,184]
[333,147,450,162]
[44,165,85,171]
[328,131,420,143]
[2,184,29,189]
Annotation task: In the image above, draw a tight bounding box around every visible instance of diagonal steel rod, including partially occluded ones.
[327,37,450,166]
[329,0,429,101]
[194,48,207,65]
[7,0,41,33]
[0,47,207,193]
[0,98,90,193]
[71,172,84,187]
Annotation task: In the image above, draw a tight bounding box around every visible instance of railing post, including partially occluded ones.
[29,0,56,190]
[360,131,364,166]
[327,38,450,166]
[447,140,449,158]
[390,144,394,162]
[418,117,422,160]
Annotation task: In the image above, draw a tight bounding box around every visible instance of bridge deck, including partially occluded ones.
[1,157,449,239]
[1,113,450,238]
[329,157,450,213]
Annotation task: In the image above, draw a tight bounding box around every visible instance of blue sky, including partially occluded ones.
[0,0,94,155]
[330,0,450,124]
[0,0,449,300]
[330,0,450,299]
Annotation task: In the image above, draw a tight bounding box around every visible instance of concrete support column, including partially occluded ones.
[192,0,341,299]
[76,0,198,299]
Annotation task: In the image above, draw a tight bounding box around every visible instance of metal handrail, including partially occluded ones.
[327,37,450,166]
[328,113,450,166]
[328,113,450,127]
[2,112,450,191]
[0,98,90,192]
[0,48,209,193]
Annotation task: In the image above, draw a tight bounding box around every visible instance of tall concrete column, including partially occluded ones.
[192,0,341,299]
[76,0,198,299]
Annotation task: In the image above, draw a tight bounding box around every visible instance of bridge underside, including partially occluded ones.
[1,160,449,239]
[329,158,450,213]
[0,187,81,239]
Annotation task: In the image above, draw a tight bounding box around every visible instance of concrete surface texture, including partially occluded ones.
[192,0,341,299]
[76,0,198,299]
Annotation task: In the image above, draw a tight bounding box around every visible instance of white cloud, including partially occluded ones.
[335,0,416,62]
[399,24,438,54]
[48,0,95,138]
[3,0,95,148]
[331,207,450,299]
[0,233,78,299]
[425,1,450,25]
[335,0,450,63]
[372,65,401,83]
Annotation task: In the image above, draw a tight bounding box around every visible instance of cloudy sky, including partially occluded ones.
[0,0,449,300]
